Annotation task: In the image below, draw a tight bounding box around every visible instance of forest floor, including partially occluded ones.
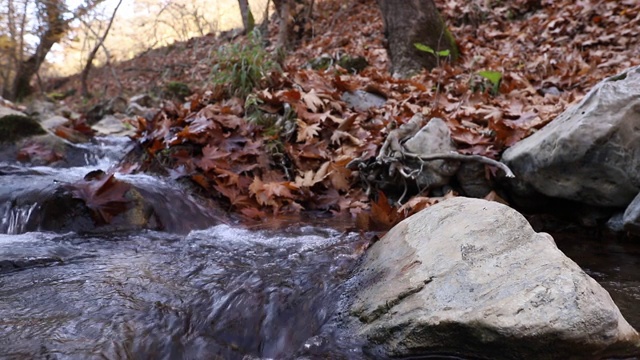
[42,0,640,227]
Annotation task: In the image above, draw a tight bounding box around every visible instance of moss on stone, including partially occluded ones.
[164,81,191,100]
[0,114,46,143]
[443,27,460,62]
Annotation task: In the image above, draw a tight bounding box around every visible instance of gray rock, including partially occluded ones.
[25,100,56,117]
[349,197,640,359]
[107,96,128,114]
[92,115,134,136]
[126,102,151,117]
[502,66,640,207]
[0,105,26,118]
[129,93,155,108]
[623,192,640,233]
[85,97,128,125]
[341,90,386,112]
[608,211,626,233]
[55,106,82,121]
[403,117,459,189]
[39,115,70,132]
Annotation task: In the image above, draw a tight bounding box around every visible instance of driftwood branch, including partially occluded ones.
[401,151,515,177]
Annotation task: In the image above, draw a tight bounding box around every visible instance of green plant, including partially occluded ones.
[414,43,451,58]
[211,30,280,98]
[477,70,502,95]
[244,93,296,140]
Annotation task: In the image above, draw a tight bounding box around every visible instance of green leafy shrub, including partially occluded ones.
[210,30,280,98]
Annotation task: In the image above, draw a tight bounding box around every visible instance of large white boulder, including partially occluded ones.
[502,66,640,207]
[349,197,640,359]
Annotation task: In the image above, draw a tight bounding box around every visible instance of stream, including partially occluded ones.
[0,136,639,359]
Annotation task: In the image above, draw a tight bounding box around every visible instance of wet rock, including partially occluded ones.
[14,134,66,165]
[455,161,492,198]
[349,197,640,359]
[0,169,222,234]
[502,66,640,208]
[341,90,386,112]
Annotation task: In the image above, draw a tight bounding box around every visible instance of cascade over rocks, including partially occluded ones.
[0,168,222,234]
[502,66,640,212]
[348,197,640,359]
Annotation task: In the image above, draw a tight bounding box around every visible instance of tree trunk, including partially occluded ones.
[238,0,255,33]
[4,0,66,100]
[272,0,313,52]
[377,0,459,77]
[272,0,291,50]
[81,0,122,98]
[2,0,104,101]
[5,28,62,101]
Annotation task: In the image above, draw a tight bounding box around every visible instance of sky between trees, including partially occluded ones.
[43,0,269,76]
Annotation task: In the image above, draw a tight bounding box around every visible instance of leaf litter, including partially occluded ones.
[51,0,640,229]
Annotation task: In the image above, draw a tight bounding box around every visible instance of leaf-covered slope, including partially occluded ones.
[51,0,640,223]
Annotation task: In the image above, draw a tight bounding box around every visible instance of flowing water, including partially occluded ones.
[0,226,368,359]
[0,137,639,359]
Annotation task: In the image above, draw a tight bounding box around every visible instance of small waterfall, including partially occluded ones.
[0,136,137,235]
[0,201,38,234]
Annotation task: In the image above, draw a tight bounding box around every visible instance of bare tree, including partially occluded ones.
[238,0,255,33]
[1,0,105,101]
[377,0,459,77]
[80,0,122,98]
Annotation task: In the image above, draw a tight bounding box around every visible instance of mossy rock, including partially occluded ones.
[337,55,369,73]
[308,55,334,71]
[164,81,191,100]
[0,115,46,143]
[308,54,369,73]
